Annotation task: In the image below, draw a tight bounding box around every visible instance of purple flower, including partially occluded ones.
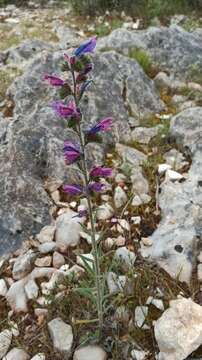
[63,184,83,195]
[88,182,105,193]
[63,141,81,164]
[90,166,113,178]
[73,209,88,218]
[76,64,93,82]
[87,117,113,135]
[64,54,76,66]
[52,100,80,119]
[74,37,97,57]
[43,74,65,86]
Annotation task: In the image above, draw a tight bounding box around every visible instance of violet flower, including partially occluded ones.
[76,64,93,82]
[88,182,105,193]
[63,141,81,164]
[87,117,113,135]
[52,100,80,119]
[74,37,96,57]
[63,184,83,195]
[43,74,65,86]
[90,166,112,178]
[73,209,88,218]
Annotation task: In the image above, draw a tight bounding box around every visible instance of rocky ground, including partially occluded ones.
[0,2,202,360]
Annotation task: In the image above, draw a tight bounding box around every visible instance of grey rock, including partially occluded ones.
[73,345,107,360]
[131,167,149,195]
[114,186,127,208]
[52,251,65,269]
[131,126,159,144]
[116,143,147,166]
[98,26,202,80]
[96,204,114,220]
[3,348,30,360]
[38,242,56,254]
[141,108,202,283]
[114,247,136,266]
[35,256,52,267]
[131,349,148,360]
[0,330,12,359]
[134,306,149,329]
[154,298,202,360]
[31,355,45,360]
[12,250,36,280]
[5,40,54,66]
[132,194,151,206]
[36,225,55,244]
[0,279,8,297]
[164,148,188,171]
[107,271,127,294]
[24,279,39,299]
[53,25,81,49]
[48,318,73,358]
[154,72,172,91]
[55,210,85,251]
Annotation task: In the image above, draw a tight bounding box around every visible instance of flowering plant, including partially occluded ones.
[44,37,113,331]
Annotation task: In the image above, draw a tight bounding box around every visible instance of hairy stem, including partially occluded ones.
[71,68,103,331]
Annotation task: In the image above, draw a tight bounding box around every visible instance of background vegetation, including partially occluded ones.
[0,0,202,18]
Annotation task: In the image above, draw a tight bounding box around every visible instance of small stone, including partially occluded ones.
[187,82,202,92]
[73,345,107,360]
[141,237,153,246]
[0,330,12,359]
[55,210,85,251]
[115,173,126,183]
[96,204,114,220]
[154,72,172,91]
[70,201,77,209]
[104,238,115,249]
[34,308,48,318]
[154,298,202,360]
[12,250,36,280]
[115,235,126,246]
[165,169,184,181]
[118,219,130,231]
[80,231,100,245]
[77,254,94,270]
[107,272,126,294]
[198,252,202,263]
[146,296,164,311]
[158,163,172,175]
[38,242,56,254]
[131,126,159,144]
[31,354,46,360]
[197,264,202,281]
[48,318,73,357]
[25,280,39,300]
[9,321,19,337]
[36,225,55,243]
[135,306,149,329]
[52,252,65,269]
[131,349,148,360]
[3,348,30,360]
[35,256,52,267]
[114,247,136,266]
[0,279,8,297]
[132,194,151,206]
[6,280,27,313]
[131,216,141,225]
[164,148,188,171]
[114,186,127,208]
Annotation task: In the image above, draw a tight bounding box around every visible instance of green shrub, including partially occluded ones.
[129,48,153,75]
[68,0,202,17]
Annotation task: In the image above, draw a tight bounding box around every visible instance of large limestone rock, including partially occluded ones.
[0,49,163,254]
[98,26,202,80]
[155,298,202,360]
[141,108,202,283]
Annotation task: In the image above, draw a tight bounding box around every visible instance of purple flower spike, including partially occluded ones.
[63,184,83,195]
[90,166,113,178]
[52,100,80,119]
[87,117,113,135]
[74,37,97,57]
[88,182,105,193]
[43,74,65,86]
[73,209,88,218]
[63,141,81,164]
[76,64,93,82]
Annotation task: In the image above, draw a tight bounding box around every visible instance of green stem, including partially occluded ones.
[71,68,103,332]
